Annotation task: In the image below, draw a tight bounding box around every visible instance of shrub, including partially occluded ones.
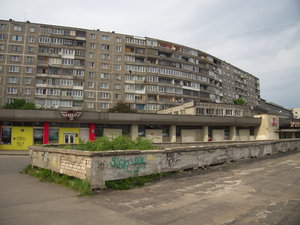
[75,135,154,151]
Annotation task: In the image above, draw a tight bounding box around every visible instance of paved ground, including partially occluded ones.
[0,151,300,225]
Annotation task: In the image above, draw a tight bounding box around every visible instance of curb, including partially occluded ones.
[0,150,30,156]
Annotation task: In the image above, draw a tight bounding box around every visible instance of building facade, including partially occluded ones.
[0,19,260,112]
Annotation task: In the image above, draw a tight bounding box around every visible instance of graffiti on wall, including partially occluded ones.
[166,152,181,168]
[110,156,146,174]
[15,136,26,147]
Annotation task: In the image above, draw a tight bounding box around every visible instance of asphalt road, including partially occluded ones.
[0,151,300,225]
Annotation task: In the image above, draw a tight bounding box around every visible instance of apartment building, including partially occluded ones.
[0,19,260,112]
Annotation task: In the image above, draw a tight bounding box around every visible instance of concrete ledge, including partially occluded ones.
[0,150,30,156]
[29,139,300,189]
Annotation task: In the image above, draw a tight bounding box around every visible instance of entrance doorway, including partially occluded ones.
[64,133,76,144]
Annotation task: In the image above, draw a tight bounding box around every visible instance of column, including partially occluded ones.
[170,125,176,142]
[43,122,49,144]
[229,126,237,141]
[203,126,209,142]
[130,124,138,140]
[89,123,95,141]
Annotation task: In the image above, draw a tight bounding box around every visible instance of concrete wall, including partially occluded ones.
[239,129,250,141]
[255,114,279,140]
[145,129,162,143]
[103,128,122,138]
[212,129,225,141]
[30,139,300,189]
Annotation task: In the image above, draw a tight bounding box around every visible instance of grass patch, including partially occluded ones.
[22,165,92,196]
[75,136,155,151]
[105,172,176,190]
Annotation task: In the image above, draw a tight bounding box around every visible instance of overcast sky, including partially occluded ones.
[1,0,300,109]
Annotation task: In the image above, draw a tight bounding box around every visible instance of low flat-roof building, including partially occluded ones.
[0,107,299,150]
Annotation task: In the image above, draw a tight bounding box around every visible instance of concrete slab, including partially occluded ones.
[0,151,300,225]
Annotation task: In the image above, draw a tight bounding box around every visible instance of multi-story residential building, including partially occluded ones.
[0,19,260,112]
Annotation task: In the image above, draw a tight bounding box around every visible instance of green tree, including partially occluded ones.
[233,98,246,105]
[107,101,137,113]
[2,99,36,109]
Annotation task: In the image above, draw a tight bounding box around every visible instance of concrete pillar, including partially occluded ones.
[229,126,237,141]
[203,126,209,142]
[170,125,176,142]
[130,124,139,140]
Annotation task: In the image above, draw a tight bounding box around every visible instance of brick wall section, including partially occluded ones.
[30,140,300,189]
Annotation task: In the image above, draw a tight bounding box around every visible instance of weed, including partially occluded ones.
[22,165,92,196]
[105,172,176,190]
[75,135,155,151]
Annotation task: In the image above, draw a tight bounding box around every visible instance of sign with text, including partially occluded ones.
[60,111,82,121]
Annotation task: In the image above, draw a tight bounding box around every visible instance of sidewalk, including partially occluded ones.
[0,150,29,156]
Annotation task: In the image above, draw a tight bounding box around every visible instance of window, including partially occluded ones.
[115,65,121,70]
[115,55,122,61]
[13,25,22,31]
[196,108,204,115]
[88,72,95,78]
[115,74,121,80]
[88,81,94,88]
[235,110,241,116]
[225,109,233,116]
[11,55,20,62]
[100,73,109,79]
[0,24,7,30]
[11,45,21,52]
[27,56,33,63]
[99,92,110,99]
[28,36,35,42]
[49,128,59,143]
[60,79,73,86]
[116,46,122,51]
[28,46,34,53]
[100,83,109,89]
[12,35,22,41]
[102,35,110,41]
[88,62,95,68]
[8,77,18,83]
[101,44,110,50]
[101,63,109,69]
[0,44,5,50]
[87,92,94,98]
[8,66,19,72]
[100,103,109,109]
[29,27,35,32]
[115,93,121,99]
[7,87,17,94]
[91,34,96,39]
[0,54,3,61]
[60,100,72,107]
[90,43,95,48]
[25,67,33,73]
[116,37,122,42]
[87,102,94,108]
[101,54,110,60]
[88,52,95,58]
[1,127,11,144]
[24,78,32,84]
[115,84,121,89]
[23,88,31,95]
[0,34,5,40]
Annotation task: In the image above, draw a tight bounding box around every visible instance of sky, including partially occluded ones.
[1,0,300,109]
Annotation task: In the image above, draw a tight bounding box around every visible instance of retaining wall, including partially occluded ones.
[29,139,300,189]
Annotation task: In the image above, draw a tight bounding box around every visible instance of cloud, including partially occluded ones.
[0,0,299,108]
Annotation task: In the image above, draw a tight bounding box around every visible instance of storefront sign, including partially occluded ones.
[290,122,300,128]
[271,117,278,127]
[60,111,82,121]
